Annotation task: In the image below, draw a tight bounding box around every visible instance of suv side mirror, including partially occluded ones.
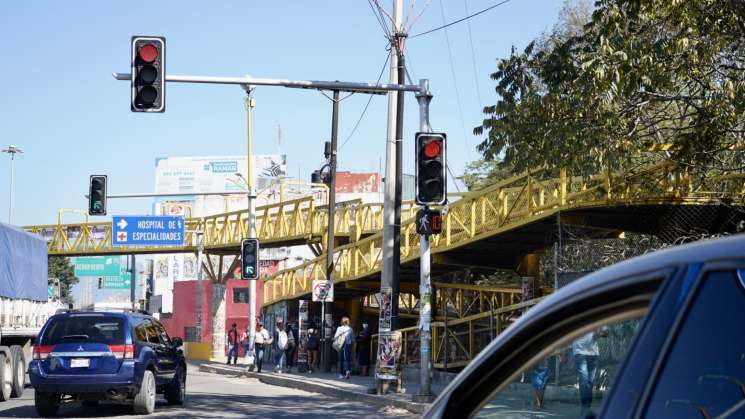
[172,337,183,348]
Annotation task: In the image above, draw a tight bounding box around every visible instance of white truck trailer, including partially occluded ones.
[0,222,60,401]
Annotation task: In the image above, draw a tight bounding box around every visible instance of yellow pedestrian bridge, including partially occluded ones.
[23,160,745,310]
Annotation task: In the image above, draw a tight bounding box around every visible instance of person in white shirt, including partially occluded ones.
[572,328,607,415]
[334,317,353,379]
[253,321,271,373]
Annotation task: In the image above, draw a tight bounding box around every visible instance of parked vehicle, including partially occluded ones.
[29,310,186,416]
[0,222,60,403]
[425,234,745,419]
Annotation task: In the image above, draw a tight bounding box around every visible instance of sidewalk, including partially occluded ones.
[198,362,439,414]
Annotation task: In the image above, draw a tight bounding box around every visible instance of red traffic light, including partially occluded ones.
[423,140,443,158]
[138,44,158,63]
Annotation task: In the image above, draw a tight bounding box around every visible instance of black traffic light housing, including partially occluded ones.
[241,238,260,280]
[88,175,107,216]
[97,277,103,289]
[415,132,447,206]
[131,36,165,112]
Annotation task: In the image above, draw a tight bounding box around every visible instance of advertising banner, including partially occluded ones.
[375,331,402,380]
[297,300,309,371]
[378,287,393,332]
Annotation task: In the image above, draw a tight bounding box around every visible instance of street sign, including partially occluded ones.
[75,256,121,277]
[312,280,334,303]
[416,209,443,235]
[100,269,132,289]
[112,215,184,247]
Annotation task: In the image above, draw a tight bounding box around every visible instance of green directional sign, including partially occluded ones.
[100,269,132,289]
[74,256,121,277]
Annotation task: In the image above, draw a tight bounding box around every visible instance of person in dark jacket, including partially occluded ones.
[285,323,298,372]
[355,321,372,376]
[226,323,239,365]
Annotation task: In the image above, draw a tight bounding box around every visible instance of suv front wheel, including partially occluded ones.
[133,370,156,414]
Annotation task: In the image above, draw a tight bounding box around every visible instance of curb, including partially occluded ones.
[199,363,429,414]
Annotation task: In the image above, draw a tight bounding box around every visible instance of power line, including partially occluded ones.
[410,0,514,38]
[464,0,484,108]
[340,53,391,150]
[368,0,391,38]
[438,0,472,162]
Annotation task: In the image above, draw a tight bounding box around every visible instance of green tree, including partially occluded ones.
[48,257,78,305]
[473,0,745,180]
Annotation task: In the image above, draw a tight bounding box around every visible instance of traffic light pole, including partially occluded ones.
[244,86,258,368]
[413,80,435,403]
[322,90,340,373]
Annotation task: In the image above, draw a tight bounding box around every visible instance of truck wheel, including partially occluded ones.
[35,391,60,417]
[0,353,12,401]
[133,370,156,414]
[10,345,25,398]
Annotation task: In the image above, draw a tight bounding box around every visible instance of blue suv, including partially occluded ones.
[29,310,186,416]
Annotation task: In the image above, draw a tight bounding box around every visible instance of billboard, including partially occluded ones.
[154,154,287,194]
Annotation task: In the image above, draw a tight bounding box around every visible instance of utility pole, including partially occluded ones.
[322,90,340,372]
[414,80,435,402]
[2,145,23,224]
[243,84,258,368]
[379,0,405,391]
[195,231,204,341]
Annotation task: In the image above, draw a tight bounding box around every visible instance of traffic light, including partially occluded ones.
[88,175,107,216]
[241,238,260,280]
[97,277,103,289]
[131,36,165,112]
[415,132,447,206]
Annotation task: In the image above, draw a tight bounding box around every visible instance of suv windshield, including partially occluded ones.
[41,315,126,345]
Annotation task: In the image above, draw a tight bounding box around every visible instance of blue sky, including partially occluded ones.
[1,1,564,226]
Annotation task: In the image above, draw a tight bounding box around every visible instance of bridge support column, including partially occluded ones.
[211,282,227,360]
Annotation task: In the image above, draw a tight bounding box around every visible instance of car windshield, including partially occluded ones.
[41,315,125,345]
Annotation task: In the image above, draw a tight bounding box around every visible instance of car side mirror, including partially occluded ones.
[172,337,183,348]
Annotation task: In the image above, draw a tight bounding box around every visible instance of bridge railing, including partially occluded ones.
[370,297,545,369]
[264,161,745,306]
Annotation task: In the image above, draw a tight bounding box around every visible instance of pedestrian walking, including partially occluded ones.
[240,326,250,362]
[226,323,239,365]
[274,319,290,373]
[572,329,607,416]
[285,323,297,372]
[333,316,353,379]
[355,321,371,376]
[306,325,319,373]
[253,321,271,373]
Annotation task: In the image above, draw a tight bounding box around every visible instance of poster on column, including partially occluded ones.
[378,287,392,332]
[297,300,309,371]
[375,331,402,380]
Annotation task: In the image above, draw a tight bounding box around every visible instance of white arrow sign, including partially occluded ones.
[117,219,128,230]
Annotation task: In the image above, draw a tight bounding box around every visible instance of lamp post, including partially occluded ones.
[2,145,23,224]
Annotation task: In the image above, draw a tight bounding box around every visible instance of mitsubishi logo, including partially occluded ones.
[77,346,84,352]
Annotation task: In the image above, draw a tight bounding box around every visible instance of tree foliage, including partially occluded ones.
[473,0,745,180]
[48,257,78,305]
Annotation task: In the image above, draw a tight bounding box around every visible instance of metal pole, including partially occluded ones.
[130,254,136,309]
[8,153,14,224]
[245,88,258,366]
[379,0,404,392]
[114,72,420,94]
[323,90,340,372]
[195,232,204,341]
[414,79,435,403]
[391,48,406,333]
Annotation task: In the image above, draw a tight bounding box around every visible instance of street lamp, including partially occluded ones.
[2,145,23,224]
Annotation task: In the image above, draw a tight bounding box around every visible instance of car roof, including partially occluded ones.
[427,233,745,416]
[524,232,745,326]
